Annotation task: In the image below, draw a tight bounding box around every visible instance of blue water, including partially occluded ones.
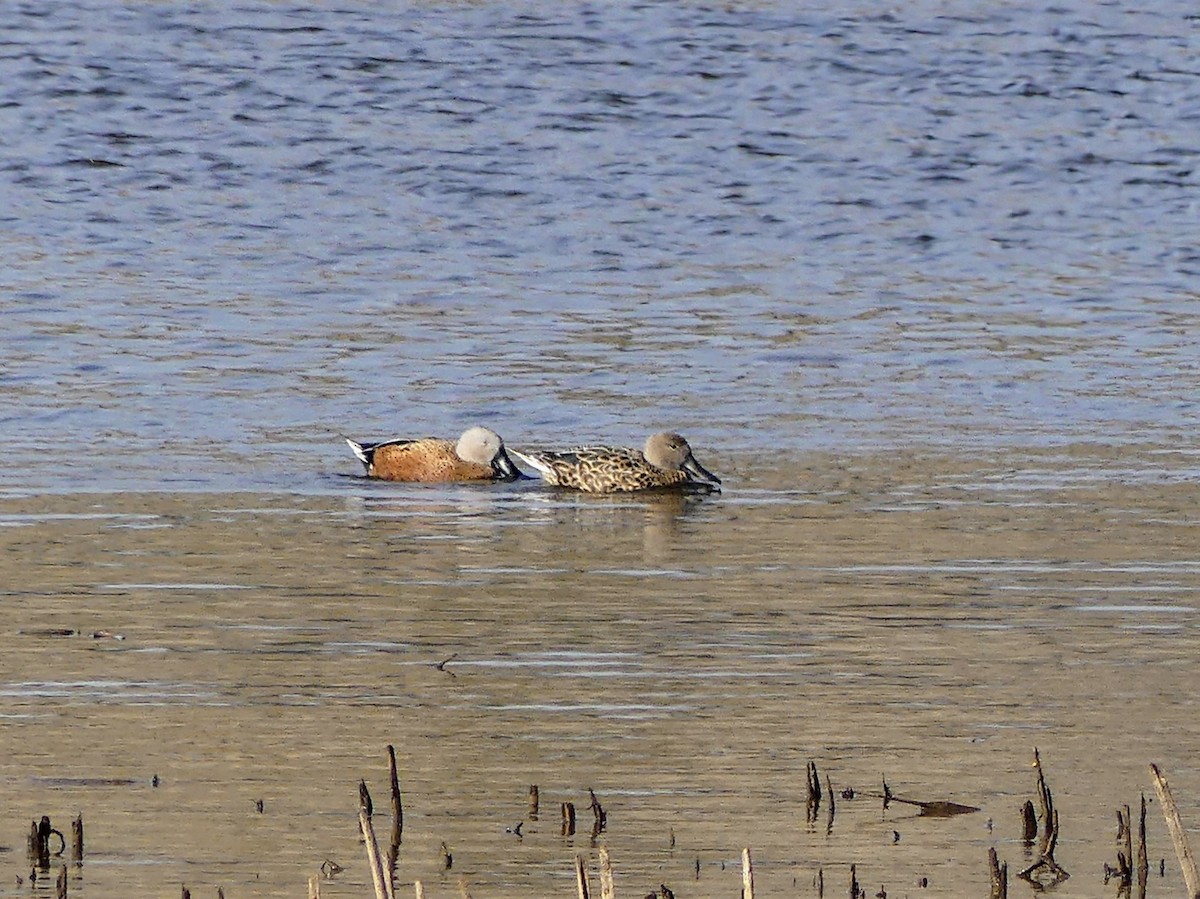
[2,1,1199,492]
[4,11,1200,899]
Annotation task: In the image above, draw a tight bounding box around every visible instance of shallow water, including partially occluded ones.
[2,1,1200,896]
[4,451,1200,897]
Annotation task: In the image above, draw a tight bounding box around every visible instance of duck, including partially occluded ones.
[509,431,721,493]
[344,426,520,482]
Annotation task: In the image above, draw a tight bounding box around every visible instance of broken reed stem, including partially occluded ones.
[71,816,83,862]
[307,874,321,899]
[988,847,1007,899]
[1018,749,1069,885]
[388,745,404,843]
[598,846,615,899]
[1019,801,1037,843]
[386,745,403,880]
[741,847,755,899]
[529,785,540,820]
[359,807,391,899]
[806,761,822,823]
[1150,763,1200,899]
[414,882,425,899]
[825,774,836,833]
[55,866,66,899]
[1033,748,1054,858]
[1137,793,1149,899]
[575,854,591,899]
[589,789,607,836]
[30,816,53,869]
[1125,804,1133,870]
[1118,805,1133,886]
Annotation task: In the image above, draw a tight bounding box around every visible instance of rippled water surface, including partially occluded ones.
[2,1,1200,897]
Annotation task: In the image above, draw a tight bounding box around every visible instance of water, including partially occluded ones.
[1,1,1199,896]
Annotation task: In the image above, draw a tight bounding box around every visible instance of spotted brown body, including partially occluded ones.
[510,432,721,494]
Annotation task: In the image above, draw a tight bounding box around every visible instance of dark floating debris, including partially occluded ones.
[17,624,122,640]
[879,777,980,817]
[319,858,343,877]
[31,776,138,788]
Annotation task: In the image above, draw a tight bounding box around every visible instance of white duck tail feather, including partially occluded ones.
[509,449,556,480]
[343,436,371,466]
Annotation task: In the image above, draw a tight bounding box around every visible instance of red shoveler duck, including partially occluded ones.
[344,426,520,482]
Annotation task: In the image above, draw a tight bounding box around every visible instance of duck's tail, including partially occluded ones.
[342,435,373,468]
[508,449,554,481]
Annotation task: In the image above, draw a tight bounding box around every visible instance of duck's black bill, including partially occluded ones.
[493,448,523,481]
[683,454,722,486]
